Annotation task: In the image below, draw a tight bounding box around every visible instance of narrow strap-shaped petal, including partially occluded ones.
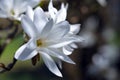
[26,6,34,21]
[70,24,81,34]
[48,0,58,20]
[47,36,81,48]
[27,38,37,50]
[47,39,74,48]
[69,43,78,48]
[21,15,37,38]
[14,43,37,61]
[41,48,75,64]
[34,7,48,34]
[40,52,62,77]
[62,45,74,55]
[54,58,62,69]
[65,34,84,42]
[61,2,68,10]
[47,21,70,40]
[39,19,53,38]
[55,3,68,23]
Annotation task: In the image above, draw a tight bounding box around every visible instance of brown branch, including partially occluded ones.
[0,58,17,73]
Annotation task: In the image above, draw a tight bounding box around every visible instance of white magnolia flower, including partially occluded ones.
[0,0,40,20]
[47,0,83,55]
[14,6,82,77]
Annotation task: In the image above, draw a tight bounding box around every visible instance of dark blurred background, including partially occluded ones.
[0,0,120,80]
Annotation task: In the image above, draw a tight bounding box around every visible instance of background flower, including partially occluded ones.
[0,0,41,20]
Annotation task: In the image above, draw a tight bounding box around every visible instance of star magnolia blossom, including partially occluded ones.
[47,0,82,55]
[14,6,82,77]
[0,0,40,20]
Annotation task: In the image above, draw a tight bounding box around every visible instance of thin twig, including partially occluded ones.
[0,58,17,73]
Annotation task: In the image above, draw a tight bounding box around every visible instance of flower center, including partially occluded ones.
[10,9,15,15]
[37,39,43,47]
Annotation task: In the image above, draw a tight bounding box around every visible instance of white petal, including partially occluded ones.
[66,34,85,42]
[40,52,62,77]
[39,19,53,38]
[14,43,37,61]
[47,36,81,48]
[0,10,8,18]
[70,43,78,48]
[55,58,62,69]
[0,0,13,11]
[63,46,74,55]
[28,0,41,8]
[13,0,40,14]
[27,38,37,50]
[34,7,48,34]
[13,0,28,13]
[26,6,34,21]
[70,24,81,34]
[48,40,74,48]
[61,2,68,10]
[44,12,51,18]
[47,21,70,40]
[55,3,68,23]
[21,15,37,38]
[45,48,75,64]
[48,0,58,20]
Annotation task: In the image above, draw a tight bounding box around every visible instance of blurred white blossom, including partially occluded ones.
[96,0,107,7]
[0,0,41,20]
[14,5,83,77]
[79,16,98,47]
[89,44,119,78]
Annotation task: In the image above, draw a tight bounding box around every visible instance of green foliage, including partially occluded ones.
[0,34,24,64]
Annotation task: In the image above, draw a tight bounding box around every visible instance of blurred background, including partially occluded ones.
[0,0,120,80]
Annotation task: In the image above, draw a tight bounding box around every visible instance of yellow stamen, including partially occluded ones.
[37,39,43,47]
